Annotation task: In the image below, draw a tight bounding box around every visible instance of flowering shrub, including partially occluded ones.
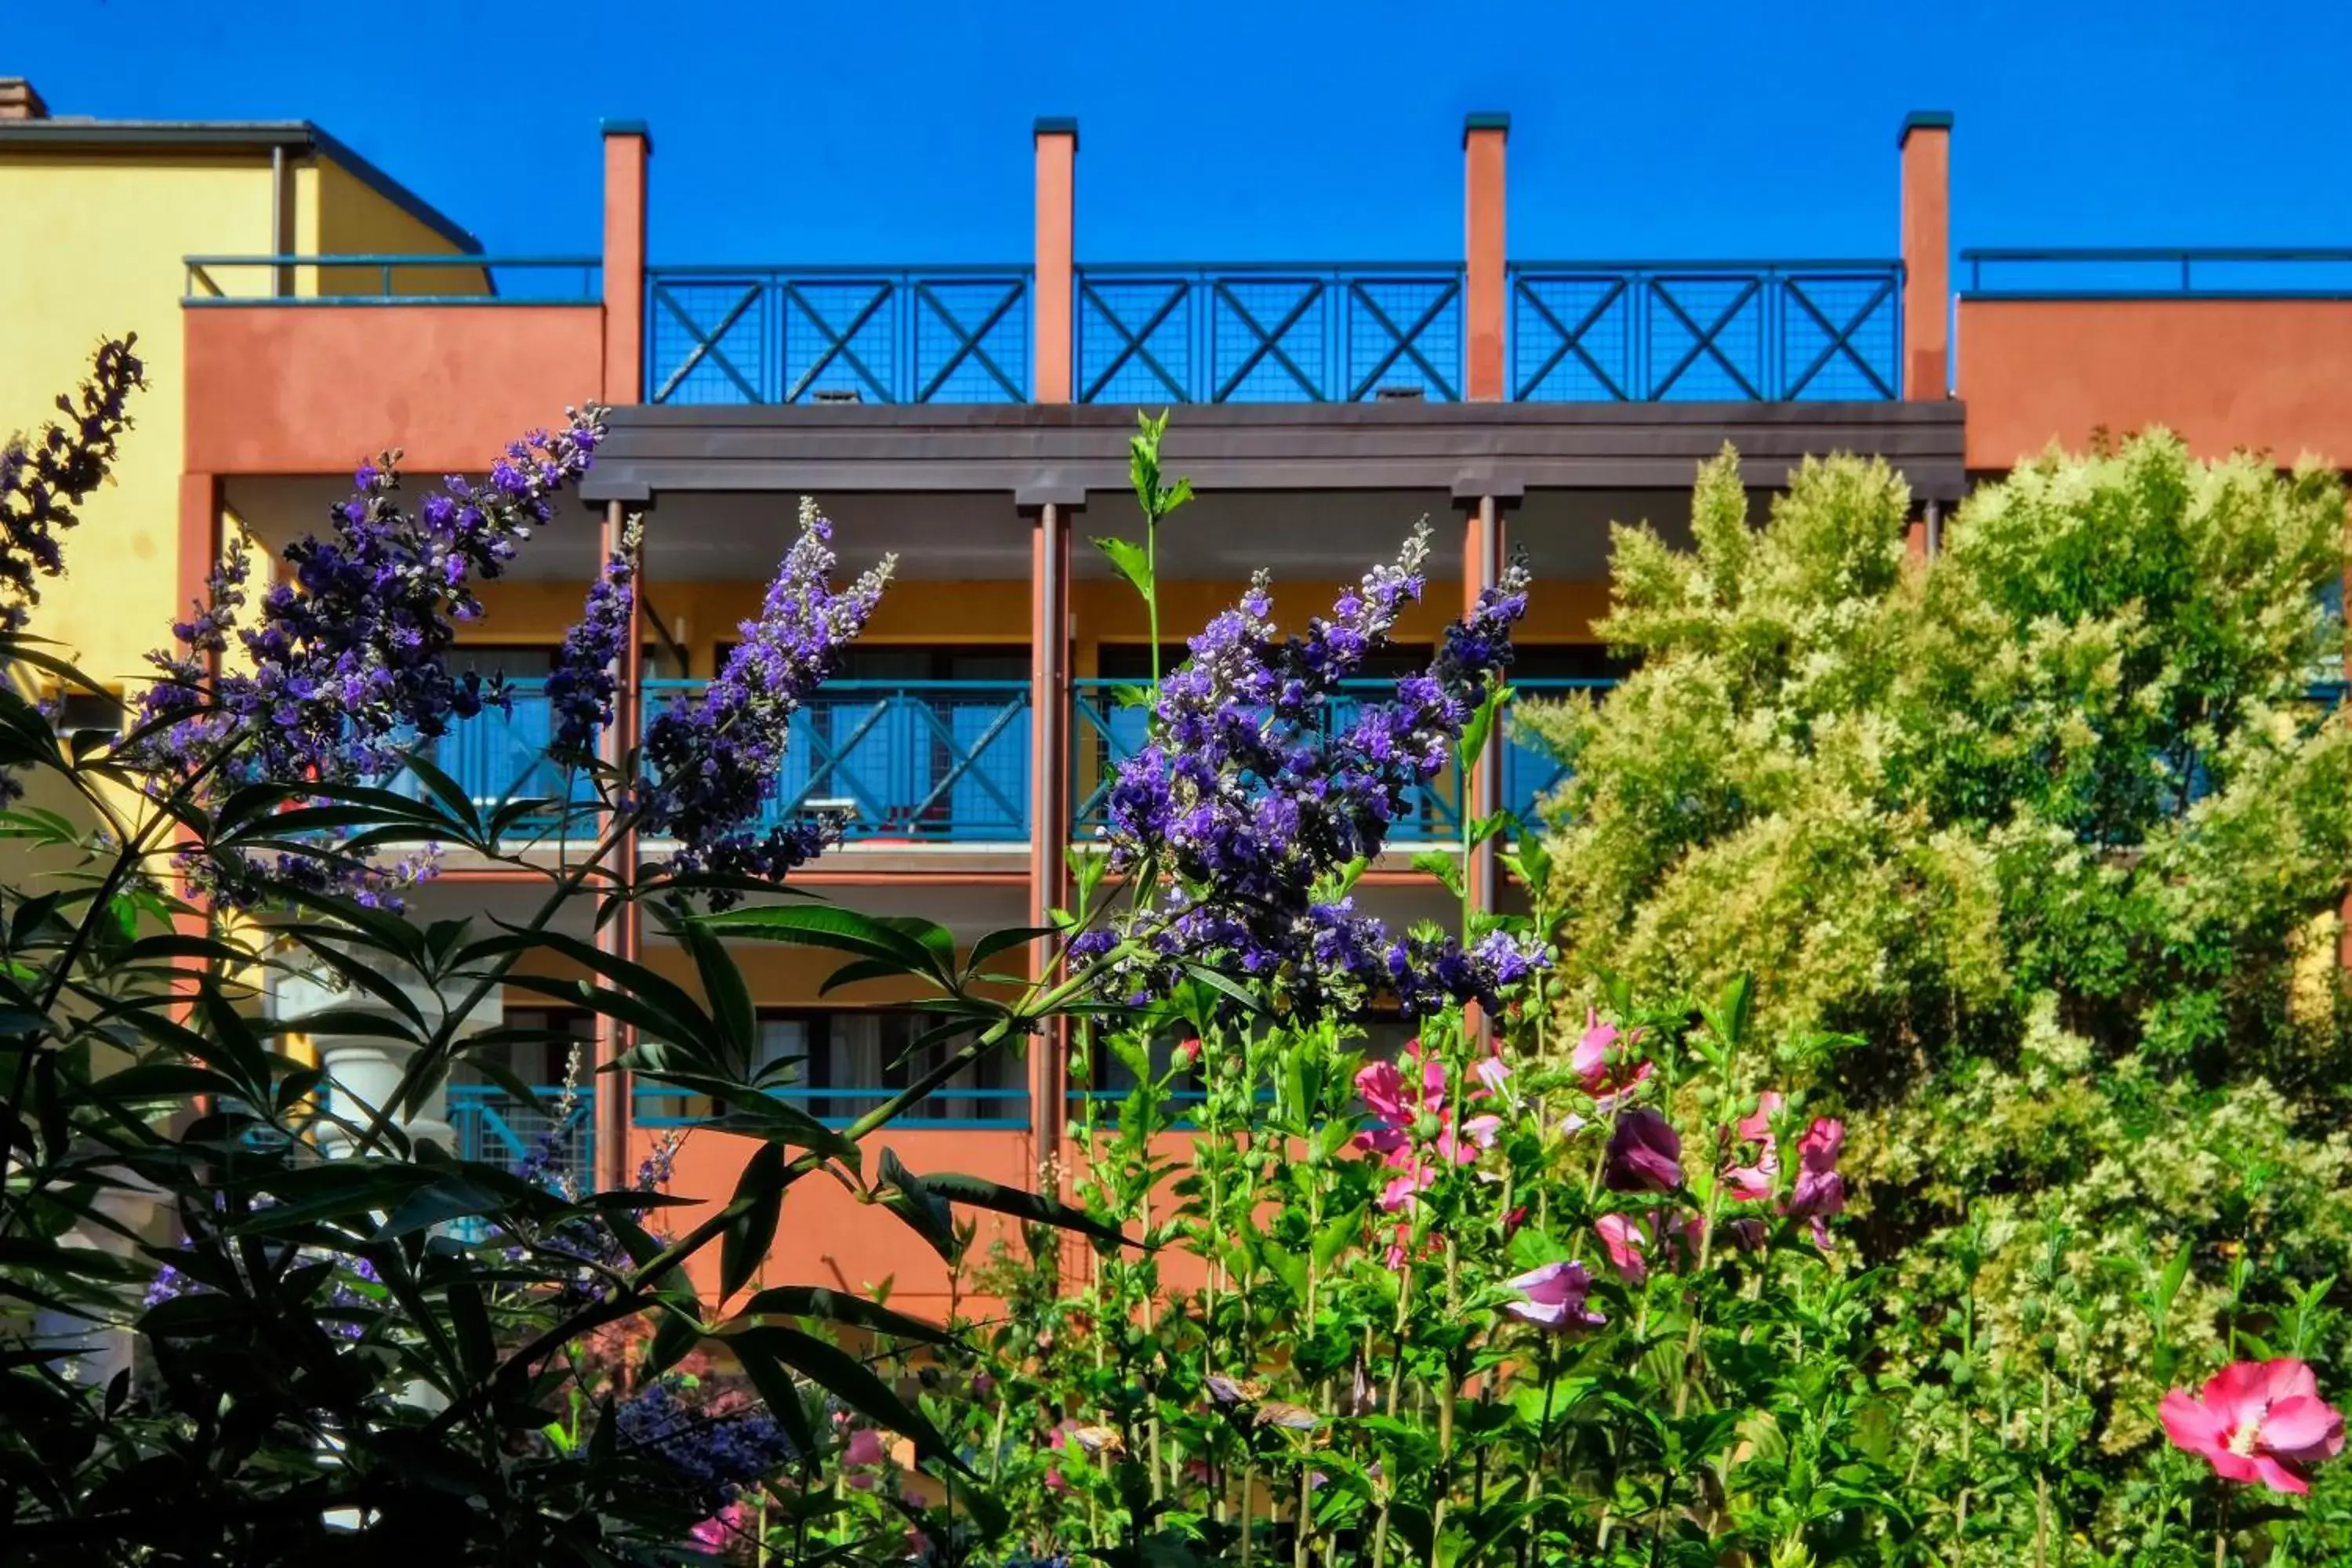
[1,347,2340,1568]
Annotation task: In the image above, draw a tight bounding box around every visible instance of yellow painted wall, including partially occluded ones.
[0,140,483,691]
[313,158,485,298]
[0,150,277,688]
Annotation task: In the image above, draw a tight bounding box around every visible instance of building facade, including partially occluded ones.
[8,81,2350,1313]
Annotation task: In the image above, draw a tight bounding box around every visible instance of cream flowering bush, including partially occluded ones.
[1525,435,2352,1563]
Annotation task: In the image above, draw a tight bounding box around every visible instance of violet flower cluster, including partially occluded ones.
[140,410,607,788]
[0,336,143,635]
[639,498,895,888]
[544,517,641,762]
[1076,526,1544,1018]
[612,1376,799,1517]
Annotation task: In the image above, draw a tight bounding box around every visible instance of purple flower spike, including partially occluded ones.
[546,517,641,760]
[642,498,893,894]
[1092,526,1537,1018]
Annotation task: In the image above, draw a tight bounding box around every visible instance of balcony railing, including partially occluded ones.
[183,254,601,305]
[412,680,1032,843]
[1509,261,1901,401]
[644,680,1032,843]
[634,1083,1027,1131]
[448,1083,594,1190]
[1075,263,1465,404]
[1960,249,2352,299]
[644,266,1032,405]
[1070,677,1606,840]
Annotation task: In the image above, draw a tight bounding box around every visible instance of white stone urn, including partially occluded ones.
[271,964,502,1160]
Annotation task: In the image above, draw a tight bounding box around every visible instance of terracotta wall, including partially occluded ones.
[1960,298,2352,470]
[183,304,607,474]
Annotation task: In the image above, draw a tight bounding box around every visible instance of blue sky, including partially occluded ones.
[19,0,2352,264]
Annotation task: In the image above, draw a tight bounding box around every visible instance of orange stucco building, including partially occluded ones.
[10,86,2348,1314]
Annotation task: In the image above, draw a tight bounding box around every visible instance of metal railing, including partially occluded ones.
[1961,249,2352,299]
[633,1083,1028,1131]
[1070,676,1607,840]
[407,680,1032,843]
[1075,263,1465,404]
[183,254,600,305]
[644,266,1032,405]
[408,682,601,831]
[448,1083,594,1190]
[1509,261,1902,401]
[641,679,1032,843]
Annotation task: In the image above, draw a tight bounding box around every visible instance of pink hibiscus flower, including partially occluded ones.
[1722,1091,1784,1203]
[2160,1359,2344,1495]
[1504,1261,1606,1331]
[1786,1116,1846,1249]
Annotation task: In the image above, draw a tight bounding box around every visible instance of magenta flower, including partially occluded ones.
[1788,1116,1846,1248]
[1595,1212,1650,1283]
[844,1427,887,1468]
[1722,1090,1784,1203]
[1605,1108,1683,1192]
[1504,1261,1606,1331]
[688,1502,746,1553]
[1380,1166,1436,1213]
[2160,1359,2346,1495]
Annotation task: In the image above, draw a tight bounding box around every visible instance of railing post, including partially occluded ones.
[1899,110,1953,401]
[602,118,652,405]
[1464,113,1510,401]
[1024,492,1074,1253]
[1033,118,1078,404]
[1462,492,1505,914]
[593,498,647,1194]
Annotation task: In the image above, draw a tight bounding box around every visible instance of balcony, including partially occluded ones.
[644,267,1032,406]
[1075,263,1465,403]
[1509,261,1902,402]
[419,677,1598,848]
[423,679,1034,844]
[1957,249,2352,467]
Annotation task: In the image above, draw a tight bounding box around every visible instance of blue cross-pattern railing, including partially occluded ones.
[1075,263,1465,404]
[641,679,1032,843]
[406,681,601,831]
[1509,262,1902,401]
[411,679,1031,843]
[644,266,1031,405]
[1961,249,2352,299]
[447,1084,594,1192]
[633,1083,1028,1131]
[182,254,599,305]
[1070,677,1608,840]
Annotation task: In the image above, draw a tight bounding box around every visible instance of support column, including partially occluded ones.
[172,474,223,1009]
[601,119,652,405]
[1463,113,1510,402]
[1899,111,1953,401]
[593,498,647,1194]
[1463,495,1504,913]
[1025,499,1073,1191]
[1033,118,1078,404]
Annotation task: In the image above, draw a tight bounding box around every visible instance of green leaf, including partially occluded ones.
[1457,683,1512,770]
[681,918,757,1072]
[1411,850,1465,897]
[963,924,1056,980]
[727,1324,972,1476]
[720,1142,789,1302]
[699,905,955,988]
[728,1329,820,1482]
[905,1167,1139,1252]
[1094,535,1155,602]
[398,751,483,836]
[735,1285,956,1346]
[1174,960,1273,1021]
[445,1279,495,1381]
[873,1149,960,1264]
